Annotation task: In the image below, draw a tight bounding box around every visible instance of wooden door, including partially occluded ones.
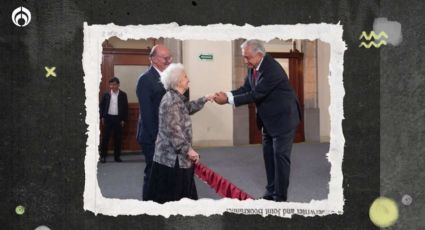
[249,50,305,143]
[101,45,151,152]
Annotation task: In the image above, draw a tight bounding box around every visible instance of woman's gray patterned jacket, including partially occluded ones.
[153,89,207,168]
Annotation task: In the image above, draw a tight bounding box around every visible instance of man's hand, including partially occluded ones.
[120,121,125,127]
[214,91,228,105]
[101,118,105,126]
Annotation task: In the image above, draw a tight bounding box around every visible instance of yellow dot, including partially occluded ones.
[15,205,25,215]
[369,197,399,228]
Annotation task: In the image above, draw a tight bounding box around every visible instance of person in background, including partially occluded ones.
[136,44,172,200]
[99,77,128,163]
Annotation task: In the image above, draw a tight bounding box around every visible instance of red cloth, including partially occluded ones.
[194,163,253,200]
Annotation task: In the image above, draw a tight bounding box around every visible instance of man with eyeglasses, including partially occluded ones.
[136,44,172,200]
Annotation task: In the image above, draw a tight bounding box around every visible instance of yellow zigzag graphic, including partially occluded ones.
[359,31,388,40]
[359,40,387,48]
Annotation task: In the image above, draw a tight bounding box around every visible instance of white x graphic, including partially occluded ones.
[45,66,56,78]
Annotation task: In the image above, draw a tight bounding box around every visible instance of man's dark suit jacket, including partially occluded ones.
[136,67,166,145]
[232,54,301,136]
[99,90,128,122]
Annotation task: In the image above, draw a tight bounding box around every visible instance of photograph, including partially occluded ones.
[83,23,345,217]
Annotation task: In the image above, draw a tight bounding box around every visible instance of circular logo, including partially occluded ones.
[369,197,399,228]
[11,6,31,27]
[15,205,25,215]
[402,194,413,206]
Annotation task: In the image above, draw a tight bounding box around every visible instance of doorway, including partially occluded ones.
[100,42,151,152]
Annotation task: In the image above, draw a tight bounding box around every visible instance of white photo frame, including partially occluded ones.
[83,22,346,218]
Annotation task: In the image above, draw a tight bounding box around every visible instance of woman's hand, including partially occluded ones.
[205,94,216,102]
[187,148,200,164]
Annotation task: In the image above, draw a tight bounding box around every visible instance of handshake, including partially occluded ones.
[205,91,228,105]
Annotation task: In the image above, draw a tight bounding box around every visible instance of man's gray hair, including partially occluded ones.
[240,39,266,55]
[160,63,185,90]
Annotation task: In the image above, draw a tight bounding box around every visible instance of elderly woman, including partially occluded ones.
[146,63,214,203]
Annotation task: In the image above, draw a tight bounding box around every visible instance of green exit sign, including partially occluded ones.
[199,54,213,61]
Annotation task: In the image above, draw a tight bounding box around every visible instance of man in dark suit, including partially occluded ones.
[136,44,172,200]
[99,77,128,163]
[215,40,301,202]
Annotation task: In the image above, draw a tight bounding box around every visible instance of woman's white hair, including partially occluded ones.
[160,63,185,90]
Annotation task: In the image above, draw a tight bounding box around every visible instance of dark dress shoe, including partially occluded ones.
[100,157,106,163]
[262,195,274,200]
[114,158,122,162]
[274,196,287,202]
